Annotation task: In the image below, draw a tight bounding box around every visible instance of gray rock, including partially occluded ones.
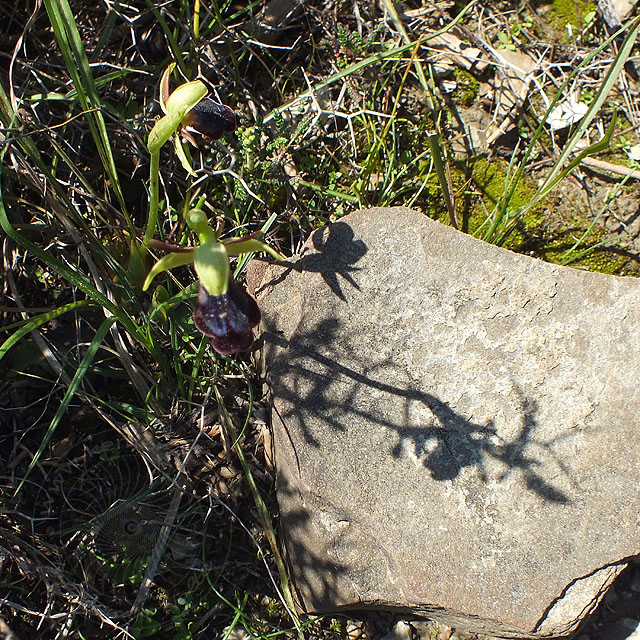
[248,208,640,639]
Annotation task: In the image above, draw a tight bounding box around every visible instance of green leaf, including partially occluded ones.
[42,0,132,231]
[0,300,92,363]
[0,183,156,359]
[126,240,149,289]
[149,285,171,321]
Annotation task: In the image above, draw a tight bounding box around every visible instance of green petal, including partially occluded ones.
[224,238,285,261]
[193,242,229,296]
[142,250,195,291]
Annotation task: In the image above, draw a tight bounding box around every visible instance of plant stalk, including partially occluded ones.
[144,149,160,248]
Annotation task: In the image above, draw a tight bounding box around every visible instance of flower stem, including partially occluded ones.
[144,149,160,248]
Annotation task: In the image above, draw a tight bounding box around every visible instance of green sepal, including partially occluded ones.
[148,112,183,152]
[193,242,229,296]
[223,238,285,261]
[186,209,217,243]
[143,250,195,291]
[166,81,207,116]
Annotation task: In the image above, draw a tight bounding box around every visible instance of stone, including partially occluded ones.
[247,208,640,639]
[380,620,413,640]
[598,0,637,28]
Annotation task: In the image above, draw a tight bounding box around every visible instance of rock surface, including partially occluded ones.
[248,207,640,639]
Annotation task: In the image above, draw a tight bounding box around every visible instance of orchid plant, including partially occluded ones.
[143,66,284,354]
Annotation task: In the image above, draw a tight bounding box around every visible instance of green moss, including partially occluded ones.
[575,249,636,274]
[452,69,479,107]
[541,221,640,275]
[468,157,546,250]
[550,0,597,39]
[414,149,638,277]
[416,155,545,252]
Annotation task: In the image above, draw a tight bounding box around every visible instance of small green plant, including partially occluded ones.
[496,30,517,50]
[142,65,285,354]
[131,609,162,639]
[551,0,598,40]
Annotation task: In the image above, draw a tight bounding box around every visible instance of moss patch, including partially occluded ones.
[550,0,597,39]
[540,217,640,275]
[419,154,639,276]
[468,157,545,251]
[452,69,479,107]
[418,156,545,248]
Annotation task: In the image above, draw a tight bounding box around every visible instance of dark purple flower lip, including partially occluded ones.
[193,277,260,355]
[182,98,237,142]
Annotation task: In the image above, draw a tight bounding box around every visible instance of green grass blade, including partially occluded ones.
[42,0,132,230]
[427,133,458,229]
[143,0,190,77]
[0,84,79,209]
[263,0,479,125]
[25,69,142,103]
[0,179,157,359]
[296,179,360,203]
[233,212,282,275]
[539,18,640,195]
[488,17,639,239]
[558,170,632,264]
[0,300,92,362]
[187,336,208,403]
[534,113,617,202]
[14,315,117,494]
[215,382,302,638]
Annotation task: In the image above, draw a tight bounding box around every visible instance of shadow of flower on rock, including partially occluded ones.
[264,315,572,505]
[256,221,367,302]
